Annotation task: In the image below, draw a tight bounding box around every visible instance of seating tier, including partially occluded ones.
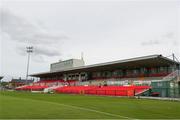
[55,85,151,96]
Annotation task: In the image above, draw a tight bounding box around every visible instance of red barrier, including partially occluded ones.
[55,85,151,96]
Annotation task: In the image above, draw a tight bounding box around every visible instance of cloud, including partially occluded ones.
[33,46,61,57]
[0,8,68,61]
[162,32,179,46]
[162,32,175,39]
[32,55,46,63]
[141,32,179,46]
[141,40,160,46]
[17,45,61,57]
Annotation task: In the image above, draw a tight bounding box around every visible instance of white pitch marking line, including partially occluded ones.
[52,102,133,119]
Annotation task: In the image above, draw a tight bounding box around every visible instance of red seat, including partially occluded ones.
[15,85,48,91]
[55,85,151,96]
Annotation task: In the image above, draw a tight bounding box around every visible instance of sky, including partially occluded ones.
[0,0,180,79]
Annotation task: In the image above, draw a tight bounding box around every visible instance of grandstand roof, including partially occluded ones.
[31,54,180,77]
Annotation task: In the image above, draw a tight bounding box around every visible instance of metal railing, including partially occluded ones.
[152,87,180,98]
[163,70,180,81]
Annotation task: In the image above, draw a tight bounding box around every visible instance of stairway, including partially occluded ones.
[163,70,180,81]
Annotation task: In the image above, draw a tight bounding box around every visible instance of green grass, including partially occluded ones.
[0,91,180,119]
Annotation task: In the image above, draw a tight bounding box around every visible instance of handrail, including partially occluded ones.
[163,70,180,81]
[135,89,150,96]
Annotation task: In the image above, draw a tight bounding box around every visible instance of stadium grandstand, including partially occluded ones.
[16,54,180,97]
[9,78,34,89]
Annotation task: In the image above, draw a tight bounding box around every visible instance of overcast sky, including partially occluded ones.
[0,0,180,79]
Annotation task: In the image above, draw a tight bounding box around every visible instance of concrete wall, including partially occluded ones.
[50,59,85,72]
[73,59,85,67]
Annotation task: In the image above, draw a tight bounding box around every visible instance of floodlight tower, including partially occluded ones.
[26,46,33,84]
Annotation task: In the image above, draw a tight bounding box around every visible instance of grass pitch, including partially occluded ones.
[0,91,180,119]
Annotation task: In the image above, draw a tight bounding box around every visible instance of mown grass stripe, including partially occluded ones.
[2,95,136,119]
